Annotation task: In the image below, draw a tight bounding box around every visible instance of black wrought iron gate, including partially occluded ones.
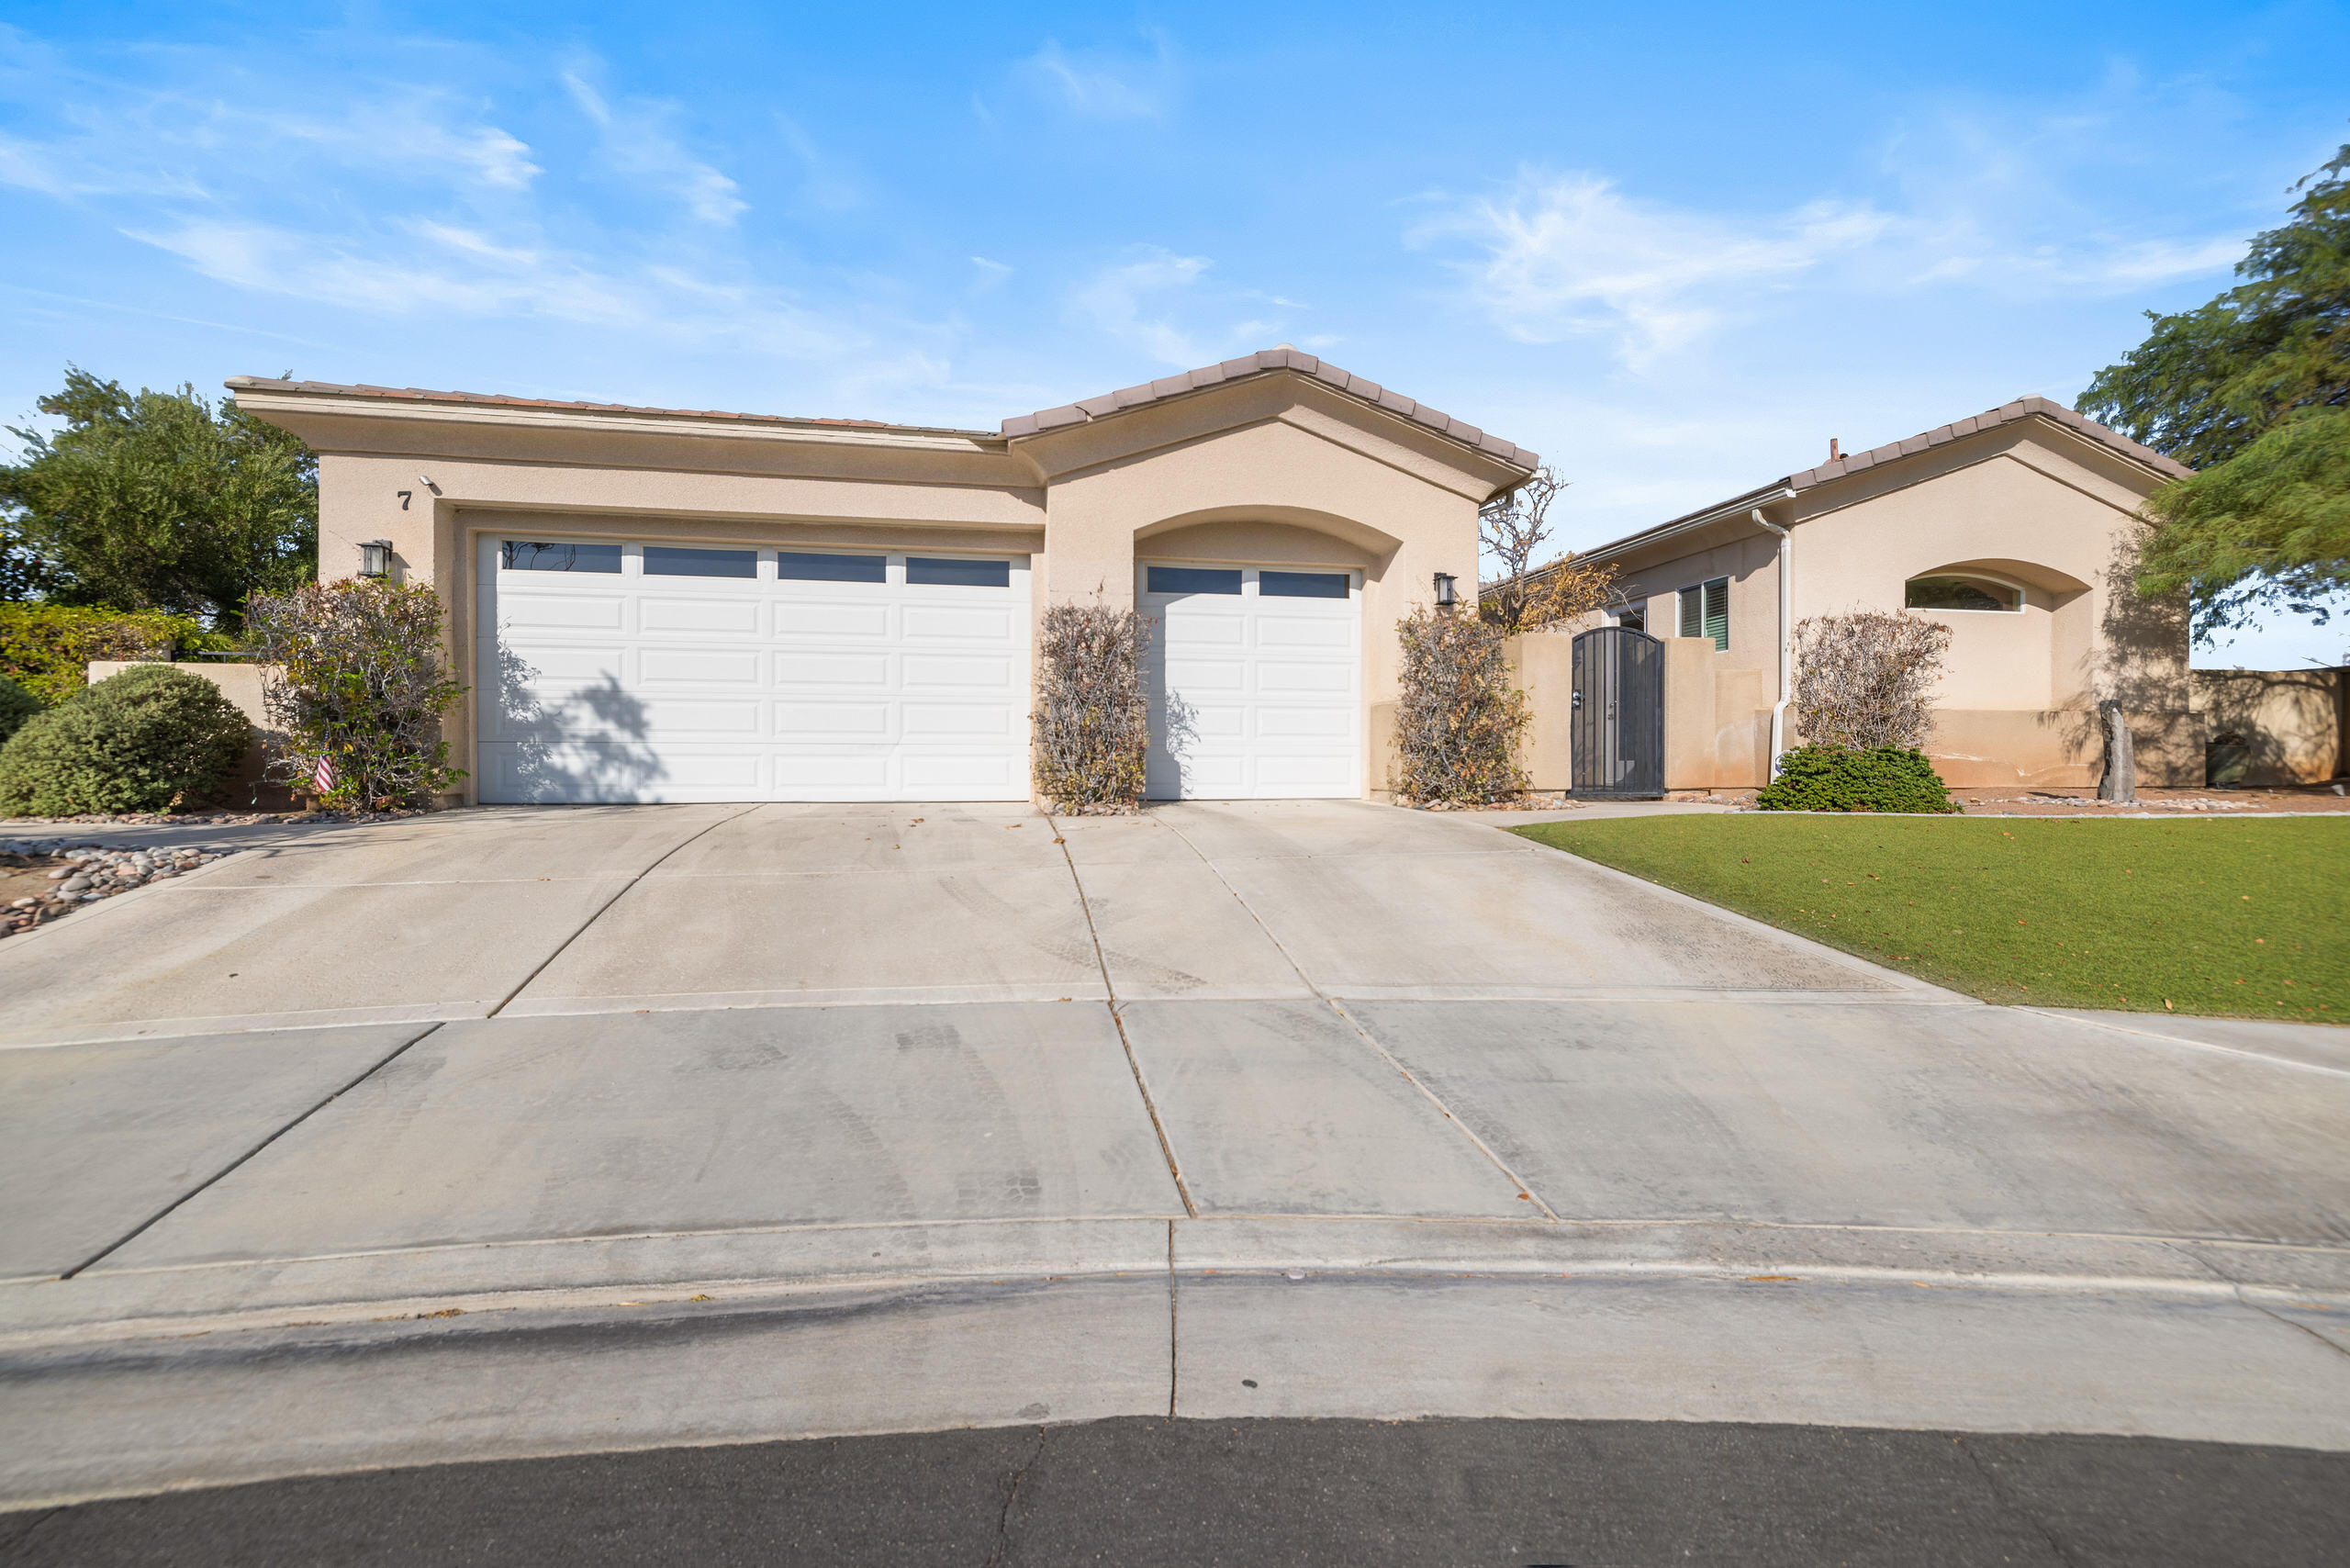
[1570,627,1664,798]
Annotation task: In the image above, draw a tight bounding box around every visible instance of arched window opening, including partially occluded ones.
[1905,574,2021,613]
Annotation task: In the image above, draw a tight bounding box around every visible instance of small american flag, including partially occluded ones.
[312,754,338,794]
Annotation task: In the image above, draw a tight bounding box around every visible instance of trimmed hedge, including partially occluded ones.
[0,676,38,745]
[0,664,251,816]
[0,601,235,706]
[1755,745,1958,814]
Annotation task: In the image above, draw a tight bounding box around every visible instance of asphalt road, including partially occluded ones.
[0,1417,2340,1567]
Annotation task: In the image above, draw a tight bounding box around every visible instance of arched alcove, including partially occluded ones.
[1134,505,1401,575]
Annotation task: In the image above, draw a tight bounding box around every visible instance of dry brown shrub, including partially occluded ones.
[1792,610,1953,750]
[1032,600,1149,813]
[1393,607,1528,803]
[1477,465,1623,633]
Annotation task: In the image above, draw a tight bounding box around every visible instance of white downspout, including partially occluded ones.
[1752,510,1791,773]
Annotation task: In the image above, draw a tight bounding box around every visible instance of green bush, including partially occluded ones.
[0,601,234,705]
[0,675,38,745]
[1755,745,1958,814]
[243,577,465,808]
[0,664,251,816]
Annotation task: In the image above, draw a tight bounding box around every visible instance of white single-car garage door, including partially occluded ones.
[477,536,1029,802]
[1140,563,1362,800]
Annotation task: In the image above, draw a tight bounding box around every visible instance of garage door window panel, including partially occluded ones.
[777,551,886,584]
[503,541,622,573]
[1259,570,1348,599]
[907,556,1011,588]
[1148,566,1243,596]
[643,545,756,578]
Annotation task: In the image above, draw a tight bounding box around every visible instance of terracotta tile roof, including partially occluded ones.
[1492,397,2189,593]
[227,354,1541,468]
[999,347,1540,469]
[1593,397,2187,561]
[221,376,988,437]
[1783,395,2188,489]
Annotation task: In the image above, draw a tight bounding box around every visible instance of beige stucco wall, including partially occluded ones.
[2192,668,2345,783]
[1657,639,1769,790]
[1020,381,1497,796]
[237,372,1519,805]
[1588,420,2194,789]
[1505,633,1574,790]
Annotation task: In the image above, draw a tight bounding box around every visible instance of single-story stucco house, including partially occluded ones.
[233,356,2300,804]
[1510,396,2207,790]
[229,349,1528,805]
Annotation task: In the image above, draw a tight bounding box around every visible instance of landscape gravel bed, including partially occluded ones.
[0,807,422,827]
[0,838,241,941]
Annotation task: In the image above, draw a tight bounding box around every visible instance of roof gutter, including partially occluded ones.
[1750,508,1794,773]
[1578,485,1796,574]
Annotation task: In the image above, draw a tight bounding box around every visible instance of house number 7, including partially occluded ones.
[397,490,412,510]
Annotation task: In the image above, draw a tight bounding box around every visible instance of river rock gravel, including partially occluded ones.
[0,839,238,940]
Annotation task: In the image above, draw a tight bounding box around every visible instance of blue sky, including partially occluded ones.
[4,1,2345,666]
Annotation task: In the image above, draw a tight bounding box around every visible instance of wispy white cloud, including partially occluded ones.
[1068,247,1281,365]
[969,256,1013,293]
[1021,35,1177,120]
[772,114,861,213]
[1863,89,2254,296]
[0,29,928,382]
[1416,139,2252,372]
[125,217,857,359]
[1412,171,1889,367]
[0,71,538,202]
[561,68,744,224]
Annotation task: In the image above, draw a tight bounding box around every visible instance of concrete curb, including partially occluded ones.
[6,1248,2349,1511]
[9,1214,2346,1350]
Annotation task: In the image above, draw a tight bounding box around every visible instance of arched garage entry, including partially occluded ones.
[1134,515,1392,800]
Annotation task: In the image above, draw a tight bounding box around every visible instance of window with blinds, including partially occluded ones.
[1676,577,1729,650]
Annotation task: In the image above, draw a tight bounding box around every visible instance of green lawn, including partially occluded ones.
[1510,814,2346,1021]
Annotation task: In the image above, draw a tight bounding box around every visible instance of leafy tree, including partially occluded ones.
[2078,145,2349,638]
[0,367,317,632]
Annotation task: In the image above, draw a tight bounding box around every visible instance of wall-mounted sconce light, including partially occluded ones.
[1433,572,1458,610]
[358,540,395,578]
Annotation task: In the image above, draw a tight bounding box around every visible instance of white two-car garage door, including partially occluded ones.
[477,536,1029,803]
[1141,564,1362,799]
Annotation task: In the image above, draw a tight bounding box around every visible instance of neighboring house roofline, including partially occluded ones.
[1483,396,2188,595]
[1000,346,1541,471]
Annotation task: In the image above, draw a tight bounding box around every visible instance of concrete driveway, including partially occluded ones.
[3,800,2347,1505]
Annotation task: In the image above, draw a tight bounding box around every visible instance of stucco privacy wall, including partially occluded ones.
[1555,405,2199,790]
[2193,667,2347,784]
[229,355,1530,803]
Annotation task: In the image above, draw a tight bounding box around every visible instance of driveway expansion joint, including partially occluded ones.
[1046,808,1197,1219]
[57,1022,447,1281]
[1151,811,1562,1219]
[488,803,762,1018]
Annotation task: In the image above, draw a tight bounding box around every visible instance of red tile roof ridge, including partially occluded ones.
[997,347,1539,470]
[1784,395,2189,489]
